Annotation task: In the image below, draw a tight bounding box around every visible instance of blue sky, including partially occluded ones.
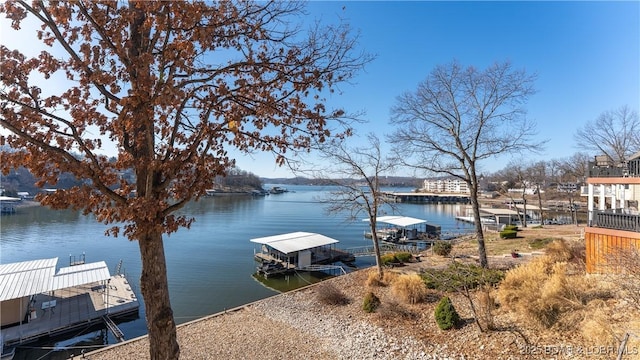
[1,1,638,179]
[239,1,639,178]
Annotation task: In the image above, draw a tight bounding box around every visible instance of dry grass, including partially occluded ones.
[497,257,573,329]
[315,282,350,306]
[365,267,398,287]
[391,273,429,304]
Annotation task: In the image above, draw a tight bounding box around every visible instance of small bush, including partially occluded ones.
[316,282,349,305]
[499,229,517,239]
[432,241,452,257]
[528,237,554,250]
[363,291,381,313]
[380,253,398,266]
[434,296,460,330]
[391,274,428,304]
[394,252,413,263]
[503,225,519,231]
[377,300,417,320]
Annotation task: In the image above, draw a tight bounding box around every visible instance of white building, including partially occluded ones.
[421,178,470,194]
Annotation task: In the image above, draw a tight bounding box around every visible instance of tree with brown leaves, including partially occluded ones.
[0,1,370,359]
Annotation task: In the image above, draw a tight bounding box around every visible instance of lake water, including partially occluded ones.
[0,185,475,359]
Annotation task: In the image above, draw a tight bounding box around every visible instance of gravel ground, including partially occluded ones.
[83,226,636,360]
[83,270,457,360]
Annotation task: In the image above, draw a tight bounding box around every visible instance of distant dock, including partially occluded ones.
[382,192,470,204]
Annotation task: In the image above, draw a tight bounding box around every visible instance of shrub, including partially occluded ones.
[432,241,452,257]
[503,225,519,231]
[434,296,460,330]
[421,262,505,292]
[391,273,428,304]
[363,291,381,313]
[380,253,398,266]
[394,252,413,263]
[377,300,417,320]
[528,237,554,250]
[316,282,349,305]
[499,229,517,239]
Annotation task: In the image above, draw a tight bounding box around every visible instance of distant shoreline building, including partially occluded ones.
[420,178,470,194]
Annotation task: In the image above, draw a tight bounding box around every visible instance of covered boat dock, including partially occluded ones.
[364,215,441,242]
[250,232,353,277]
[0,258,139,348]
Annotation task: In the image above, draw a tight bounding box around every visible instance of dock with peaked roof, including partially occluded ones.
[0,258,139,348]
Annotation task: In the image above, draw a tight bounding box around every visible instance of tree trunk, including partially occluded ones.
[469,191,488,268]
[370,222,384,279]
[536,186,544,225]
[138,231,180,360]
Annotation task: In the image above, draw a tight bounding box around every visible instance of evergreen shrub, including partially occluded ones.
[363,291,381,313]
[434,296,460,330]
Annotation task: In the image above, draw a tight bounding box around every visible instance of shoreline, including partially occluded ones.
[84,225,591,360]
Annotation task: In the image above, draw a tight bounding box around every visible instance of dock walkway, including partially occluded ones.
[1,275,138,347]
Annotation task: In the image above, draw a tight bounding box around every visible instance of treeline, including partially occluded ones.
[1,166,263,196]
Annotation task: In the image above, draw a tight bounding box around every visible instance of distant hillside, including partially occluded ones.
[261,176,422,188]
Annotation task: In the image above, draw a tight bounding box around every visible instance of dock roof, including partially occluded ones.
[0,258,57,302]
[51,261,111,291]
[0,258,112,302]
[250,232,339,255]
[479,208,520,216]
[369,216,428,227]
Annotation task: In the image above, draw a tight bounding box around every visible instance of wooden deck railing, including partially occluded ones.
[589,210,640,232]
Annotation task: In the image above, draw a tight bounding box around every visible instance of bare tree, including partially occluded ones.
[574,105,640,162]
[389,60,545,267]
[314,133,396,279]
[559,152,591,183]
[528,161,547,225]
[0,2,370,358]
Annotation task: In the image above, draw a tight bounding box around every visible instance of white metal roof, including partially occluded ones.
[368,216,428,227]
[0,196,21,202]
[51,261,111,291]
[0,258,112,301]
[250,232,339,255]
[0,258,57,302]
[480,208,520,216]
[513,204,549,211]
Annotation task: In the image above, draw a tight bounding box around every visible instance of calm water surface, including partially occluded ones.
[0,185,474,359]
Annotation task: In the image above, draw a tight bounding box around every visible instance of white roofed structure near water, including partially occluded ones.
[250,231,339,254]
[0,258,111,302]
[371,216,428,227]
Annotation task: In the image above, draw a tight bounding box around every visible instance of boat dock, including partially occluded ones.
[0,257,140,351]
[382,192,470,204]
[251,232,355,278]
[1,274,138,347]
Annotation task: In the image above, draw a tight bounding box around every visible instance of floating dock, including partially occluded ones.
[1,274,138,348]
[382,192,470,204]
[0,257,139,350]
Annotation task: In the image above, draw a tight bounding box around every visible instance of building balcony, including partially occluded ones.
[588,209,640,233]
[587,158,640,178]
